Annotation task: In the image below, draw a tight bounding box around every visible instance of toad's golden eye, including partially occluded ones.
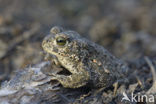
[56,37,67,46]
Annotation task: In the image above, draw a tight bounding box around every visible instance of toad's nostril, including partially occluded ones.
[45,39,49,43]
[43,36,50,43]
[44,35,54,42]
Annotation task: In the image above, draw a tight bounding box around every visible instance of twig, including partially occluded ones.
[144,56,156,94]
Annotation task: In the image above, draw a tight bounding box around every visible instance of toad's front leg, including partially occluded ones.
[50,71,90,88]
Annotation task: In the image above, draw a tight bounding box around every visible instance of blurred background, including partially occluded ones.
[0,0,156,82]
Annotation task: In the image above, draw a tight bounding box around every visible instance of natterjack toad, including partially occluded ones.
[42,26,129,88]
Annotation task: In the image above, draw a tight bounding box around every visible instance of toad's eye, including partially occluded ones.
[56,37,67,46]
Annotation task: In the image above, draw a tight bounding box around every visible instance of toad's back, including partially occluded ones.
[76,37,128,87]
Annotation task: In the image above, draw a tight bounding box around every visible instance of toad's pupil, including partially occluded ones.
[56,37,67,46]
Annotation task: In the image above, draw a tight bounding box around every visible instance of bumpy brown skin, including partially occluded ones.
[42,26,129,88]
